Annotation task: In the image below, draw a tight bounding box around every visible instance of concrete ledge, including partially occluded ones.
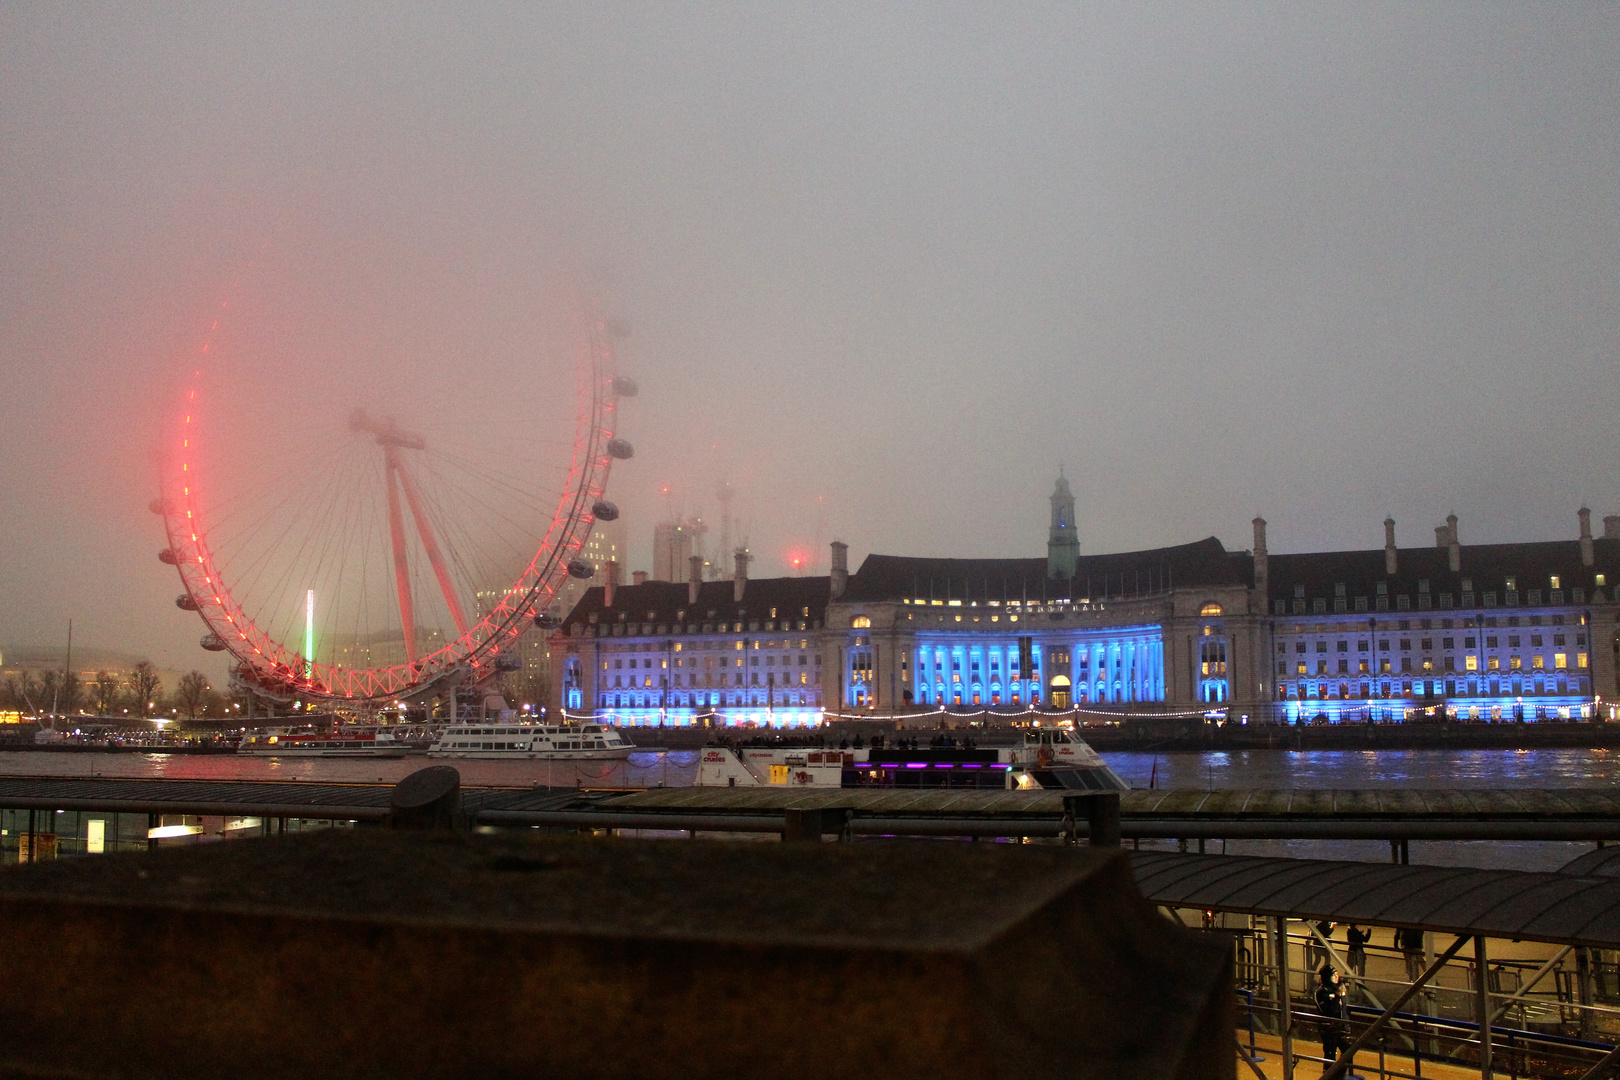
[0,832,1230,1080]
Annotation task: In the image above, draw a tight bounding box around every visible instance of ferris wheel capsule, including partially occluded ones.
[149,498,172,515]
[176,594,199,612]
[158,548,179,565]
[533,612,560,629]
[611,376,638,397]
[494,654,522,672]
[591,500,619,521]
[606,438,634,460]
[200,633,227,652]
[567,559,595,579]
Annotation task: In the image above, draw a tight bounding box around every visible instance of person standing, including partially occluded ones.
[1316,966,1353,1072]
[1308,920,1335,974]
[1346,924,1370,977]
[1397,927,1425,983]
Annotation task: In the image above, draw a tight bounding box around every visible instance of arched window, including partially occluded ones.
[1200,602,1223,616]
[852,615,871,628]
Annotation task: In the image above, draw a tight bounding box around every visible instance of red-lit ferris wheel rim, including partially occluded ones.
[158,301,618,703]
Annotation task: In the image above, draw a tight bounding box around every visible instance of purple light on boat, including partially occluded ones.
[934,763,955,769]
[904,763,928,769]
[960,764,981,769]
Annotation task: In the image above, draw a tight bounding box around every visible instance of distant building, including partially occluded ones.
[549,483,1620,726]
[650,518,705,583]
[549,550,829,727]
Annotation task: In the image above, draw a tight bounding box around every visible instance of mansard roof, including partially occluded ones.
[1266,538,1620,602]
[559,575,831,632]
[843,536,1251,603]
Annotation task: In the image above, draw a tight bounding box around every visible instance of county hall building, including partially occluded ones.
[548,480,1620,727]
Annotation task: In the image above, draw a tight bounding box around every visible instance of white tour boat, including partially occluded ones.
[238,728,412,757]
[695,726,1128,790]
[426,722,638,760]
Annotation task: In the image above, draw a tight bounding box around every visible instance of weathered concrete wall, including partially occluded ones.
[0,832,1230,1080]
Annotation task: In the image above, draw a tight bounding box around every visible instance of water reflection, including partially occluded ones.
[1106,748,1620,791]
[0,749,700,789]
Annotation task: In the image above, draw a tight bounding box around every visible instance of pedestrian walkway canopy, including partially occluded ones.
[1131,851,1620,949]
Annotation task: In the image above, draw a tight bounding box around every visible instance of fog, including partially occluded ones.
[2,5,1617,675]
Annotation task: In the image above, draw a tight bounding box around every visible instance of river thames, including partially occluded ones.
[3,746,1616,871]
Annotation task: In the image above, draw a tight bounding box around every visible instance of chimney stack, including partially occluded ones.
[1446,514,1460,573]
[830,540,849,599]
[1580,507,1595,567]
[733,548,750,602]
[1606,515,1620,540]
[688,554,704,605]
[1384,518,1397,576]
[1251,518,1268,597]
[604,560,620,608]
[632,570,648,587]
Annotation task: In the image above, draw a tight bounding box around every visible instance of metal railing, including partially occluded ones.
[1218,916,1620,1079]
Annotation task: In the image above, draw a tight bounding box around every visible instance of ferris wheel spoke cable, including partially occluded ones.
[208,436,368,599]
[221,444,368,621]
[410,462,538,595]
[427,443,570,509]
[241,445,373,652]
[421,453,562,563]
[318,452,380,670]
[428,446,570,514]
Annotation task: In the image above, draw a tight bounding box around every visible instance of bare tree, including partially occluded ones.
[129,661,162,716]
[0,675,23,712]
[57,669,81,714]
[37,670,59,715]
[92,671,119,715]
[10,671,41,714]
[176,671,209,720]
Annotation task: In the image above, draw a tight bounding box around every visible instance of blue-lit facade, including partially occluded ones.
[548,487,1620,728]
[549,573,832,728]
[1271,606,1599,724]
[905,624,1167,708]
[1263,511,1618,724]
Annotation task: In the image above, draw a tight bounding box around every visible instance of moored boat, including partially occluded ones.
[238,728,411,757]
[695,726,1128,790]
[426,722,637,760]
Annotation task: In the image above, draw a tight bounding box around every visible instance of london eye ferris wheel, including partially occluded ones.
[154,294,635,712]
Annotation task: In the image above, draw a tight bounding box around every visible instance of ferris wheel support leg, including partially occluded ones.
[384,453,419,667]
[393,461,471,640]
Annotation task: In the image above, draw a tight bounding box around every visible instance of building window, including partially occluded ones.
[1200,602,1223,616]
[852,616,871,628]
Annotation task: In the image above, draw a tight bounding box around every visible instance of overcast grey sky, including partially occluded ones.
[2,4,1618,672]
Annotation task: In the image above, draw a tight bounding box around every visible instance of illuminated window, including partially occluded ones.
[1200,602,1223,616]
[1532,656,1544,670]
[1598,574,1608,587]
[852,616,871,628]
[1509,657,1521,670]
[1551,576,1561,589]
[1555,653,1567,670]
[1579,653,1589,668]
[1465,655,1478,671]
[1488,657,1499,671]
